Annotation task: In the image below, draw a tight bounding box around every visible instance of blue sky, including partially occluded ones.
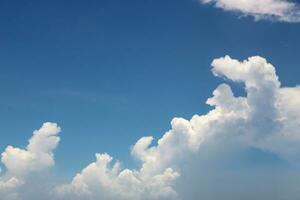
[0,1,300,197]
[1,0,300,175]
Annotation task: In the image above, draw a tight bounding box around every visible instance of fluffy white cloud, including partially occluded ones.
[55,55,300,200]
[0,122,61,200]
[0,177,23,200]
[1,122,61,177]
[56,153,179,200]
[200,0,300,22]
[1,55,300,200]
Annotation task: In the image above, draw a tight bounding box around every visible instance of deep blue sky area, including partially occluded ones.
[0,0,300,177]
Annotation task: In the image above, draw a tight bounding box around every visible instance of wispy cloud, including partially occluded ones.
[200,0,300,22]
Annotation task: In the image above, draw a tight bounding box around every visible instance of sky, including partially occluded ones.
[0,0,300,200]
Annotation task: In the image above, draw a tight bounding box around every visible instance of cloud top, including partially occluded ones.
[200,0,300,22]
[1,55,300,200]
[0,122,61,200]
[1,122,61,177]
[55,55,300,200]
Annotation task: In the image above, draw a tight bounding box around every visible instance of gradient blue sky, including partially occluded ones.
[0,0,300,178]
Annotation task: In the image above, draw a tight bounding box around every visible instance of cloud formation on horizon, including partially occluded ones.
[1,55,300,199]
[200,0,300,22]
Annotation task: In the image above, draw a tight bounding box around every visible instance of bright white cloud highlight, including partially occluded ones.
[1,122,61,177]
[0,122,61,200]
[200,0,300,22]
[56,153,179,200]
[1,55,300,200]
[55,55,300,200]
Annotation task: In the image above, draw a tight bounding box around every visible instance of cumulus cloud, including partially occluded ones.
[1,122,61,177]
[200,0,300,22]
[56,153,179,200]
[0,122,61,200]
[0,177,23,200]
[1,55,300,200]
[55,55,300,200]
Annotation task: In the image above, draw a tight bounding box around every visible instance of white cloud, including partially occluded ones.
[1,122,61,177]
[1,55,300,199]
[55,55,300,200]
[0,122,61,200]
[56,153,179,200]
[200,0,300,22]
[0,177,23,200]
